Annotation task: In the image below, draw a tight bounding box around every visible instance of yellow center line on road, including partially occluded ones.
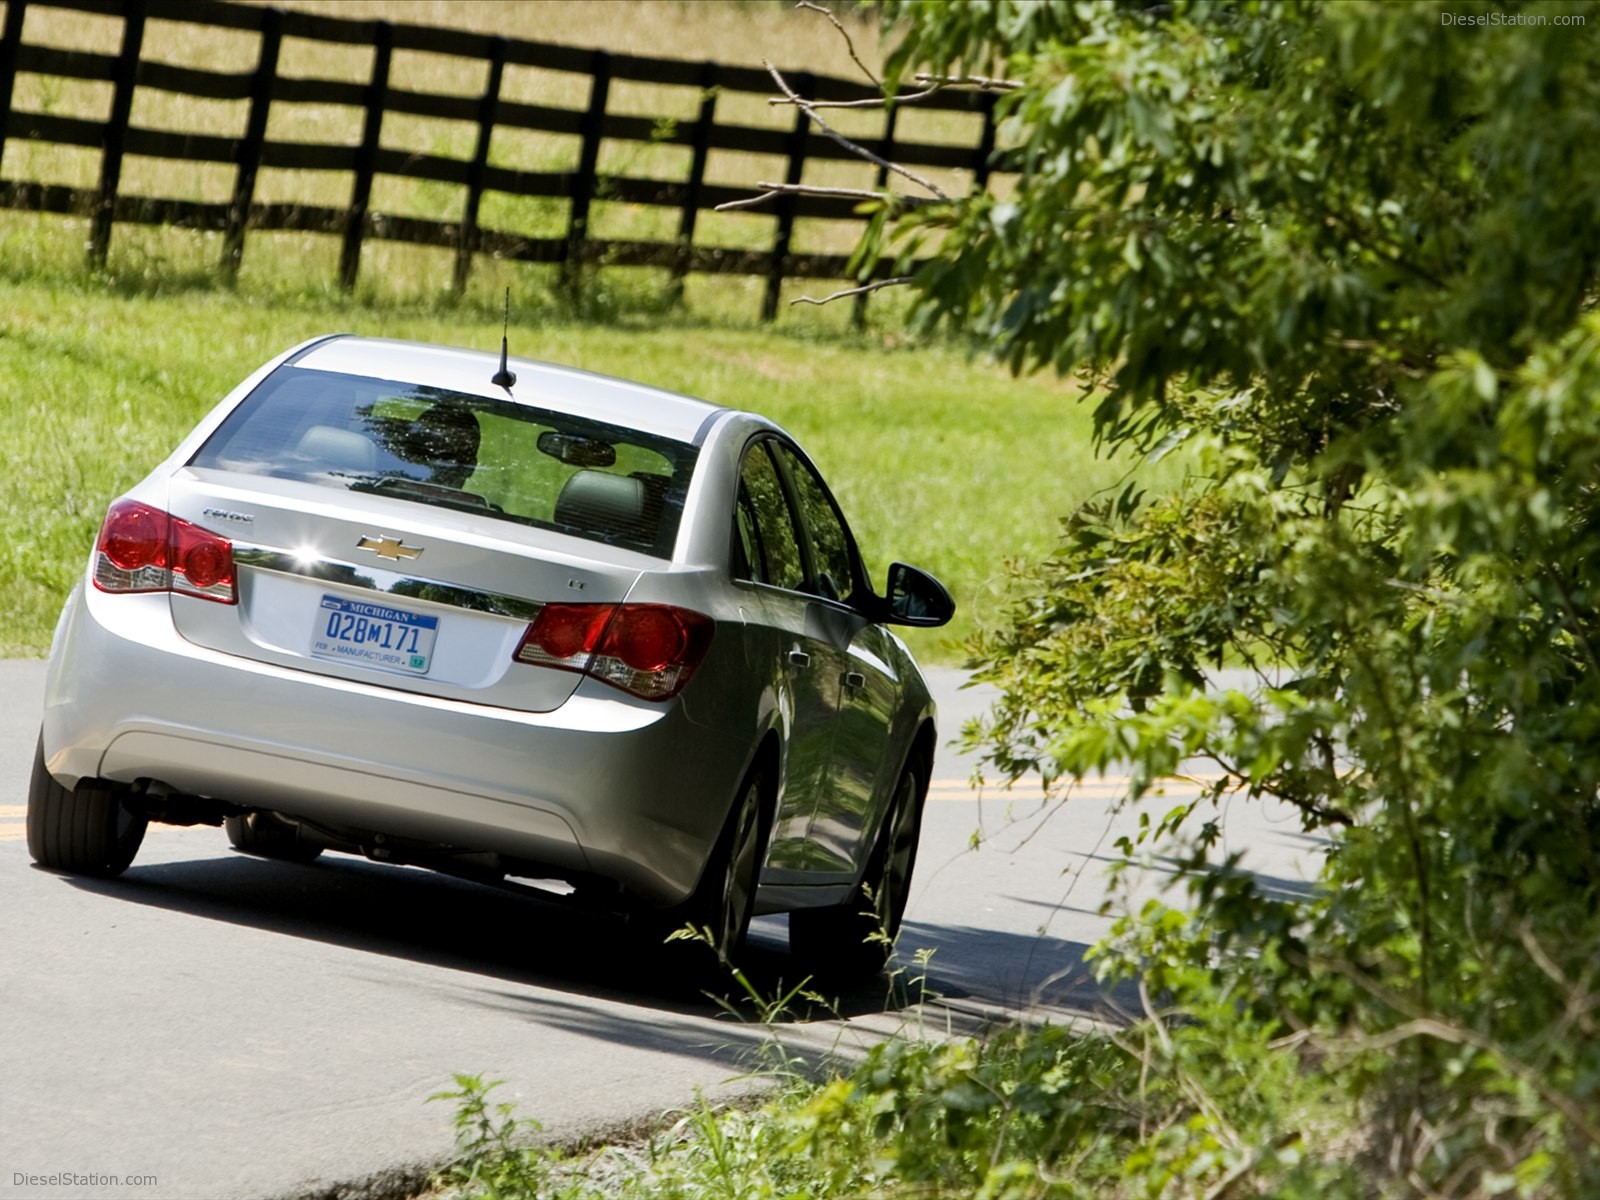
[0,806,27,817]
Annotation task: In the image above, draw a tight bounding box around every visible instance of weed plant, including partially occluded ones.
[427,911,1368,1200]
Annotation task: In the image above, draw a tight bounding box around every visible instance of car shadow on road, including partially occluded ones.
[47,850,1133,1080]
[1069,851,1320,903]
[50,848,956,1029]
[895,919,1134,1029]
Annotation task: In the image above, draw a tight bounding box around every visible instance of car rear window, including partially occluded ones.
[190,367,697,558]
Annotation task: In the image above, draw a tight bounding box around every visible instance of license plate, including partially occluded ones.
[312,595,438,675]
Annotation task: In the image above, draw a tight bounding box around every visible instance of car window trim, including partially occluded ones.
[729,437,802,591]
[732,434,867,614]
[193,366,698,560]
[766,436,869,608]
[730,478,768,585]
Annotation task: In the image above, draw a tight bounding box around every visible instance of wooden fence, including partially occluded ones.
[0,0,999,318]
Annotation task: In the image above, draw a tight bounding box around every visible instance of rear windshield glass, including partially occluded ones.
[190,367,697,558]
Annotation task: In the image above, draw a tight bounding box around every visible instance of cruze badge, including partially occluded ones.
[356,535,423,562]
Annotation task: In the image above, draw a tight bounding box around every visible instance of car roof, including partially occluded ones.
[289,336,728,444]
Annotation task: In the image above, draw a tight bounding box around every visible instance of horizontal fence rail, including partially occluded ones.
[0,0,1000,317]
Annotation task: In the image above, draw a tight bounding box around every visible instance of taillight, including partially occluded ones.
[93,500,237,604]
[513,603,713,700]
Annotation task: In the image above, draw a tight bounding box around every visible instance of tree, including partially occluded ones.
[794,0,1600,1193]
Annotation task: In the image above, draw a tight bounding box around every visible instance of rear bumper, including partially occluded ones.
[41,584,751,906]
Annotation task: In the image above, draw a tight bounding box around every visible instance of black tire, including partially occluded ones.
[225,813,323,864]
[790,755,926,982]
[647,764,771,970]
[27,736,147,878]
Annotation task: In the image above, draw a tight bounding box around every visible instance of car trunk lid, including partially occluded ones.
[164,470,649,713]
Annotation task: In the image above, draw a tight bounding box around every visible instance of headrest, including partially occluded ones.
[296,424,376,473]
[553,470,647,539]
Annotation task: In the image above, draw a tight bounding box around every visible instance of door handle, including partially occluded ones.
[788,649,811,668]
[842,670,866,690]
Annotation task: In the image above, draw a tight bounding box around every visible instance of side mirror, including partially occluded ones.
[885,562,955,628]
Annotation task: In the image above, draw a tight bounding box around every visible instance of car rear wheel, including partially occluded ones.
[225,813,323,864]
[790,756,925,982]
[27,736,147,878]
[647,763,771,971]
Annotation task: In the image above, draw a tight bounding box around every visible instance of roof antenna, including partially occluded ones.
[491,287,517,391]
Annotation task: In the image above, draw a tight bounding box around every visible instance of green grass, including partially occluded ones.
[0,235,1178,662]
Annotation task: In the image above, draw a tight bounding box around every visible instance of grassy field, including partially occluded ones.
[0,241,1179,662]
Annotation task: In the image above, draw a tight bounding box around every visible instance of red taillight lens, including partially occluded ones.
[93,500,237,604]
[607,606,690,672]
[513,603,713,700]
[179,539,230,590]
[100,503,167,573]
[523,604,613,662]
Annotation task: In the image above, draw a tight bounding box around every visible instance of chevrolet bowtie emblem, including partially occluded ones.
[356,535,423,562]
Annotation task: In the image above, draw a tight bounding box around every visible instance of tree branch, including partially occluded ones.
[770,88,936,111]
[793,1,879,88]
[771,79,1020,111]
[1205,750,1356,827]
[713,181,933,214]
[789,277,911,307]
[912,71,1023,92]
[1340,1013,1600,1150]
[764,61,951,201]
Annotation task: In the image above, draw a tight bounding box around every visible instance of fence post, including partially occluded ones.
[0,0,27,178]
[670,59,718,305]
[972,92,997,192]
[563,48,611,299]
[340,18,392,292]
[221,4,281,277]
[86,0,145,269]
[853,99,898,330]
[454,34,506,294]
[764,69,812,322]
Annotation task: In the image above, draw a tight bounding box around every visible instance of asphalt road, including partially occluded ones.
[0,660,1324,1200]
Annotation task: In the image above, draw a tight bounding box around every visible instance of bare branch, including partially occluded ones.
[913,71,1024,92]
[1324,959,1600,1150]
[788,277,910,307]
[768,80,1013,111]
[768,71,1022,111]
[765,61,951,201]
[1138,977,1174,1056]
[794,1,879,88]
[768,89,924,111]
[713,182,931,214]
[713,191,786,215]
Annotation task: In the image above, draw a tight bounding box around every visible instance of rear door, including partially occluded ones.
[730,440,843,873]
[767,442,900,875]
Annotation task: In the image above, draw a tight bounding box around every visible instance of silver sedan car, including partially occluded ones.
[29,335,953,978]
